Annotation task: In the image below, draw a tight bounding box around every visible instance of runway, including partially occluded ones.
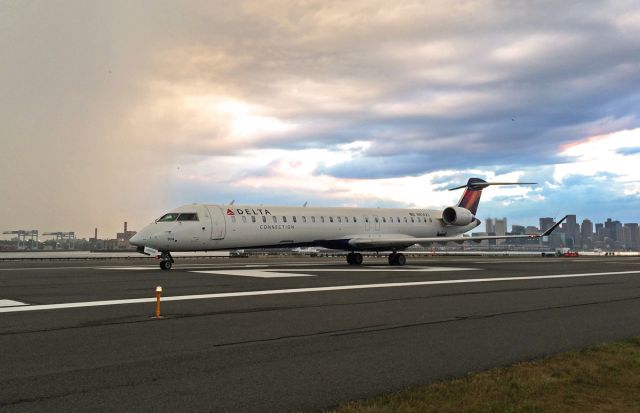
[2,256,640,412]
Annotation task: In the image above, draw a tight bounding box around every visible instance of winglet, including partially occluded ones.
[541,215,568,237]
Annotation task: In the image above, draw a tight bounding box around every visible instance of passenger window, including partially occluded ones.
[374,217,379,223]
[320,216,325,223]
[353,217,357,223]
[382,217,386,223]
[404,217,408,223]
[157,213,179,222]
[329,216,334,223]
[365,217,369,223]
[273,216,278,223]
[311,216,316,223]
[262,216,266,223]
[411,217,415,223]
[337,216,341,223]
[302,216,307,223]
[345,216,349,223]
[242,216,247,223]
[251,216,256,223]
[283,216,287,223]
[293,216,297,223]
[397,217,400,223]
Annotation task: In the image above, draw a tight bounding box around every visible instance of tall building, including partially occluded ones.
[511,225,525,235]
[595,223,604,241]
[604,218,622,241]
[624,223,640,250]
[485,218,495,234]
[581,219,593,249]
[565,215,578,248]
[539,217,555,232]
[495,218,507,245]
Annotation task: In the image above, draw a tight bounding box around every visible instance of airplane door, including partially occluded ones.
[363,214,370,232]
[204,205,226,239]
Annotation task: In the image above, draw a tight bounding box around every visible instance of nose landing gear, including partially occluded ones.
[159,251,174,270]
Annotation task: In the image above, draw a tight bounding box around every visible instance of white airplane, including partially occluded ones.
[129,178,566,270]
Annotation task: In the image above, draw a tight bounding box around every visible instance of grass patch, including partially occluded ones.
[327,337,640,413]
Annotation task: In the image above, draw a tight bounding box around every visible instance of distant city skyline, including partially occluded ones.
[1,2,639,239]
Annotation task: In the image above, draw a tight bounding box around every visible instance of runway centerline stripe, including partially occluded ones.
[1,270,640,313]
[193,267,477,277]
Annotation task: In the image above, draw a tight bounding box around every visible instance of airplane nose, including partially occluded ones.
[129,232,142,246]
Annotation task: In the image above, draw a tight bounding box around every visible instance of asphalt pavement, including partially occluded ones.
[2,255,640,412]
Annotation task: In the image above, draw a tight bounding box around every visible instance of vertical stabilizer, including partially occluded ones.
[449,178,537,215]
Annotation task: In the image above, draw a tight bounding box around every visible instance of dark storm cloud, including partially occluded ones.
[3,1,640,235]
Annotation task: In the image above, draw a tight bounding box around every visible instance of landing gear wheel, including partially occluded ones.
[159,251,174,270]
[388,252,406,266]
[346,252,363,265]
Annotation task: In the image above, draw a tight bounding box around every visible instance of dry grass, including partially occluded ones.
[327,337,640,413]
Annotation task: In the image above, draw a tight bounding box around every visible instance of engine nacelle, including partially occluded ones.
[442,206,475,226]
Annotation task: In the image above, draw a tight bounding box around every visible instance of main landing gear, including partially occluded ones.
[346,251,407,266]
[388,252,406,266]
[159,251,174,270]
[346,252,363,265]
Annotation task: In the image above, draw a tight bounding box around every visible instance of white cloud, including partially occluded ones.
[555,128,640,195]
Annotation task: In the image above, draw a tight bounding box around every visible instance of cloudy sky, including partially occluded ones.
[2,1,640,239]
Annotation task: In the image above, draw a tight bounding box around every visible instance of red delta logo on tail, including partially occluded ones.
[449,177,537,215]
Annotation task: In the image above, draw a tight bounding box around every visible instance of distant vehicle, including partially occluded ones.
[556,248,579,257]
[129,177,566,270]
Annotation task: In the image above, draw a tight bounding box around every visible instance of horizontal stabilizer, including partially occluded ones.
[449,178,537,191]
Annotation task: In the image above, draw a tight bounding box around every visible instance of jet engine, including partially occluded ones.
[442,206,475,226]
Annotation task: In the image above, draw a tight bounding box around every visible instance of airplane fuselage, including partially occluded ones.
[131,203,479,252]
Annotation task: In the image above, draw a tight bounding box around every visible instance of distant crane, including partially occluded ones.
[2,230,38,249]
[42,232,75,249]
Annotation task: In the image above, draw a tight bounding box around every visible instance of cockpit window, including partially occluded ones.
[177,213,199,221]
[157,213,179,222]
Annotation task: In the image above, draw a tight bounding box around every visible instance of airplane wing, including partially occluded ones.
[348,215,567,250]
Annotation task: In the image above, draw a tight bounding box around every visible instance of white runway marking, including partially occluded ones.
[0,299,28,307]
[196,270,316,278]
[192,266,477,278]
[2,270,640,313]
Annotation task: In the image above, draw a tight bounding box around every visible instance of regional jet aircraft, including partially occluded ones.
[129,178,566,270]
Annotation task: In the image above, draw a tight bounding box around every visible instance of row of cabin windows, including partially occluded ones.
[229,215,432,224]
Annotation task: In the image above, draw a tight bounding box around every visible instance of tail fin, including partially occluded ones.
[449,177,537,215]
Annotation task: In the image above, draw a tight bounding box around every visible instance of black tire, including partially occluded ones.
[353,253,363,265]
[396,253,406,266]
[160,260,172,270]
[346,253,354,265]
[388,253,397,265]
